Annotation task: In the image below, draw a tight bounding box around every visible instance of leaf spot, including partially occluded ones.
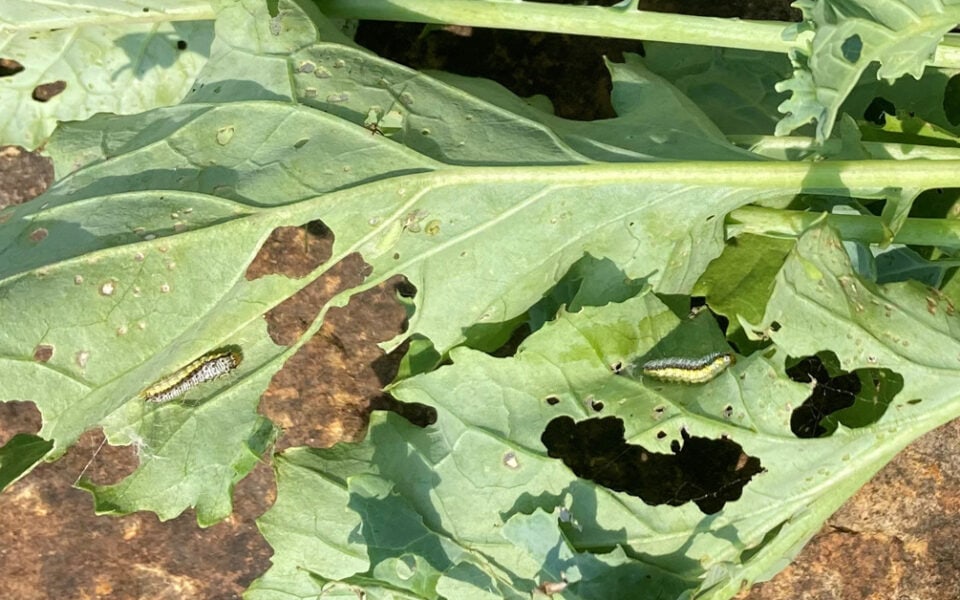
[33,345,54,363]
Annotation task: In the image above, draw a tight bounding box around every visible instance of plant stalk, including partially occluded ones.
[317,0,960,68]
[728,206,960,247]
[317,0,796,54]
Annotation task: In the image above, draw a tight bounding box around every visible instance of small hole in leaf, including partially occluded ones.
[590,399,604,412]
[656,430,667,439]
[33,345,54,363]
[545,396,560,406]
[32,80,66,102]
[395,280,417,298]
[0,58,24,77]
[840,34,862,63]
[176,40,188,51]
[864,97,896,126]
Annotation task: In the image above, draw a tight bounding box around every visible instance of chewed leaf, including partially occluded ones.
[0,434,54,491]
[0,1,213,149]
[254,219,960,597]
[775,0,960,141]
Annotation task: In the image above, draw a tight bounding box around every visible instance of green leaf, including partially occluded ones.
[431,53,760,161]
[776,0,960,141]
[0,433,53,490]
[252,413,684,599]
[875,246,960,285]
[642,42,793,137]
[694,233,795,325]
[255,218,960,597]
[0,0,214,148]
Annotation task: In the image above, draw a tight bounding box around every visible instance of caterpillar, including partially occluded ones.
[140,347,243,403]
[641,352,735,384]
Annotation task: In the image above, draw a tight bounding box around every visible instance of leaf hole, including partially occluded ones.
[32,345,54,363]
[840,34,862,63]
[542,416,763,514]
[943,74,960,126]
[0,58,24,77]
[395,279,417,298]
[261,273,409,446]
[31,80,66,102]
[786,352,903,438]
[0,401,43,446]
[246,221,334,281]
[70,428,143,487]
[864,97,895,126]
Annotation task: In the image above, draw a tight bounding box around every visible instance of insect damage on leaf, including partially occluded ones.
[786,352,903,438]
[542,415,763,514]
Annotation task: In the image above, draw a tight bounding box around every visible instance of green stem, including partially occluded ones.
[418,160,960,192]
[728,206,960,247]
[317,0,796,54]
[317,0,960,68]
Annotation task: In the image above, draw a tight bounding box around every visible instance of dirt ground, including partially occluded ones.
[1,1,959,599]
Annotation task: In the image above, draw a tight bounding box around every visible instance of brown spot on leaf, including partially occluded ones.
[33,345,54,362]
[0,58,24,77]
[32,81,66,102]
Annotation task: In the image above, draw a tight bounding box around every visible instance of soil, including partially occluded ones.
[0,1,958,599]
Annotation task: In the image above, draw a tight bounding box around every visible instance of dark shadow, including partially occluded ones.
[466,253,649,358]
[0,58,24,77]
[945,74,960,126]
[32,81,66,102]
[542,416,763,515]
[863,96,895,126]
[368,394,437,428]
[786,352,902,438]
[111,22,215,80]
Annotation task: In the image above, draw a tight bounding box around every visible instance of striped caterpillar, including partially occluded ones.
[640,352,735,384]
[140,347,243,403]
